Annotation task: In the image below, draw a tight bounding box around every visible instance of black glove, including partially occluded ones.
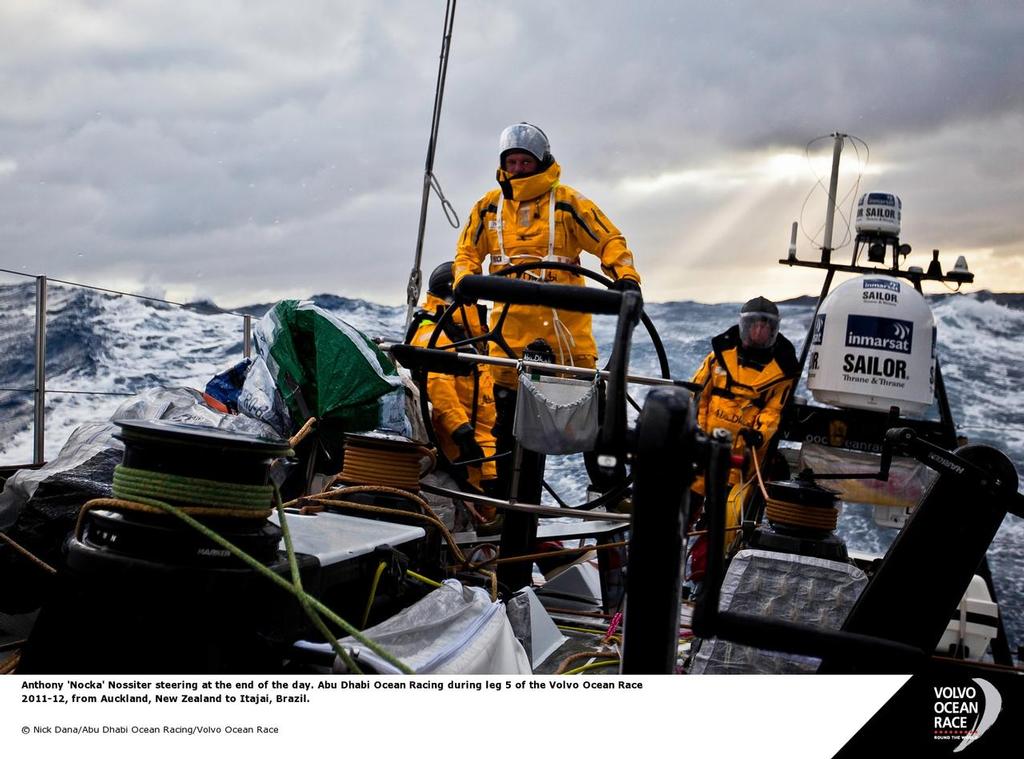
[452,278,475,305]
[610,278,643,308]
[452,423,485,463]
[739,428,764,447]
[610,278,641,294]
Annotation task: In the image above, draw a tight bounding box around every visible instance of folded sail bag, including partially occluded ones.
[512,373,600,454]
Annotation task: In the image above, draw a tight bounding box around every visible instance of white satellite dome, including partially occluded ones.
[855,192,902,238]
[806,275,935,416]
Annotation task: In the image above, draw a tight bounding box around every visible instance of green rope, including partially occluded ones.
[274,498,364,674]
[117,491,413,674]
[113,465,273,511]
[362,561,389,629]
[406,569,443,588]
[565,659,620,675]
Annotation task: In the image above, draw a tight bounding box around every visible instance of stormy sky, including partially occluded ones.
[1,1,1022,308]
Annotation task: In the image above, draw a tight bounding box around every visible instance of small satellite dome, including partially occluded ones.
[855,192,902,238]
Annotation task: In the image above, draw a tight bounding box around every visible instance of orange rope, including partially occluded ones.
[335,444,427,491]
[752,444,838,531]
[0,531,57,575]
[460,540,629,571]
[288,416,318,448]
[295,487,506,600]
[764,500,839,530]
[0,651,21,675]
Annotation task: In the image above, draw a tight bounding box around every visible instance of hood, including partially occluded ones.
[495,160,561,201]
[710,324,798,389]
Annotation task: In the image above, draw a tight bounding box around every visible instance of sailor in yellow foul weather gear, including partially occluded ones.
[452,123,641,497]
[690,296,798,496]
[685,297,798,584]
[407,262,498,505]
[452,122,641,389]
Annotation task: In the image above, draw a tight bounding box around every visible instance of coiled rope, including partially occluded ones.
[752,448,839,531]
[763,500,839,531]
[337,441,432,492]
[555,649,619,675]
[112,465,274,516]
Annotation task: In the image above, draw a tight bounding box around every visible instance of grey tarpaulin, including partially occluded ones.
[688,549,868,674]
[512,374,600,454]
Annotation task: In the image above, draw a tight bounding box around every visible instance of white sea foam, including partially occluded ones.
[0,284,1022,649]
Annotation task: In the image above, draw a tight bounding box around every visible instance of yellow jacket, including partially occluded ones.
[691,326,797,495]
[454,161,639,387]
[408,293,497,487]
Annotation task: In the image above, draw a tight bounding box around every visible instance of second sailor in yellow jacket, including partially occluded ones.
[691,296,798,496]
[407,263,498,502]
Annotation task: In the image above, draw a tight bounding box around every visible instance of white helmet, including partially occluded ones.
[498,122,551,164]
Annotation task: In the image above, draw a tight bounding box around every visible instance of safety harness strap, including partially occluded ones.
[492,186,577,270]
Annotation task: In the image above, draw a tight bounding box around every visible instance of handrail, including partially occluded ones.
[0,270,255,467]
[0,387,136,397]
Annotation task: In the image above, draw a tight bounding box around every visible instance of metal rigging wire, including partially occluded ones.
[404,0,459,329]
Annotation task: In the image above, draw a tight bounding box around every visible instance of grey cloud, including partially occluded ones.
[0,1,1022,306]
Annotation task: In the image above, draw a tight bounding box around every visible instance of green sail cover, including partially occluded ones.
[255,300,406,434]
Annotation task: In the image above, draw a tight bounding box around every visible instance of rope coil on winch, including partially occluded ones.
[112,465,275,515]
[763,500,839,531]
[337,447,425,491]
[752,448,839,531]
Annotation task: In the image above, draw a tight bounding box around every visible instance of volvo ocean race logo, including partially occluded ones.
[932,678,1002,752]
[845,315,913,354]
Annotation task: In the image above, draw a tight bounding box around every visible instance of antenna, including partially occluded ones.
[820,132,846,264]
[787,221,798,261]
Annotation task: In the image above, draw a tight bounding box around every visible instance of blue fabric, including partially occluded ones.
[204,357,252,410]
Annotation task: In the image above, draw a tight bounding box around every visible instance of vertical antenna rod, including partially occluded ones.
[820,132,845,264]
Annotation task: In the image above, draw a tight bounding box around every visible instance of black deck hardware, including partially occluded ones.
[619,387,700,674]
[688,424,1023,674]
[821,432,1023,672]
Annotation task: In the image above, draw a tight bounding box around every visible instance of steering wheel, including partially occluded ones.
[438,261,669,377]
[416,260,671,510]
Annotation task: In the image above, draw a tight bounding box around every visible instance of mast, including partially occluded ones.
[404,0,459,329]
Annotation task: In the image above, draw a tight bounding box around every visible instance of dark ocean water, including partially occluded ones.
[1,281,1022,652]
